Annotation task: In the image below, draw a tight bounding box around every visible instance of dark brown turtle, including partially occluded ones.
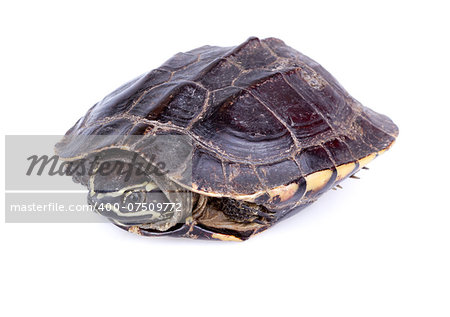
[55,37,398,241]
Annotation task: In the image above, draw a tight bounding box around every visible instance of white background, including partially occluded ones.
[1,0,449,316]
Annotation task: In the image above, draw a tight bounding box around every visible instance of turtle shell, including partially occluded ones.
[56,37,398,201]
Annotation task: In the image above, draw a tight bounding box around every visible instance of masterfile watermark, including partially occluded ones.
[26,152,169,181]
[5,135,193,223]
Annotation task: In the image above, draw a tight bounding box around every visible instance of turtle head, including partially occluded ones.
[85,151,192,231]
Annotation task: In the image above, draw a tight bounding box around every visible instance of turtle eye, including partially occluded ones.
[123,191,146,205]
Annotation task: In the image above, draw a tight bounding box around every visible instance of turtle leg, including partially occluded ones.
[212,197,275,224]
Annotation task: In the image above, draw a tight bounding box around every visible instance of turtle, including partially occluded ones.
[55,37,398,241]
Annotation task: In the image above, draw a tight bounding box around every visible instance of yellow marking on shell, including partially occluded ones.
[234,182,299,203]
[128,226,142,235]
[193,143,393,203]
[378,139,397,155]
[377,148,387,156]
[358,153,376,169]
[211,233,242,242]
[234,191,264,202]
[268,182,299,203]
[336,162,357,182]
[190,183,226,198]
[305,169,333,193]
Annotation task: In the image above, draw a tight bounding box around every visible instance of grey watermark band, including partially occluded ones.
[5,135,193,224]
